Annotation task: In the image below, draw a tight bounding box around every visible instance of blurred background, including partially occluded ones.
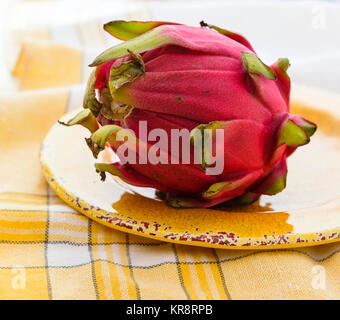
[1,0,340,94]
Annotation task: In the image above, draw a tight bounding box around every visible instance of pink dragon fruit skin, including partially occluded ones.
[61,21,316,208]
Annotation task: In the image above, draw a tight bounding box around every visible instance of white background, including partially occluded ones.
[1,0,340,94]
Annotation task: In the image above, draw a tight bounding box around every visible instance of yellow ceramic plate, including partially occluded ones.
[41,85,340,249]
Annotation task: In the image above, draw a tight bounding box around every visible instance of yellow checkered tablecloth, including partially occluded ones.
[0,0,339,300]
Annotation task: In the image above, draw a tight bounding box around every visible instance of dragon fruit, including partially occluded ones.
[60,20,316,208]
